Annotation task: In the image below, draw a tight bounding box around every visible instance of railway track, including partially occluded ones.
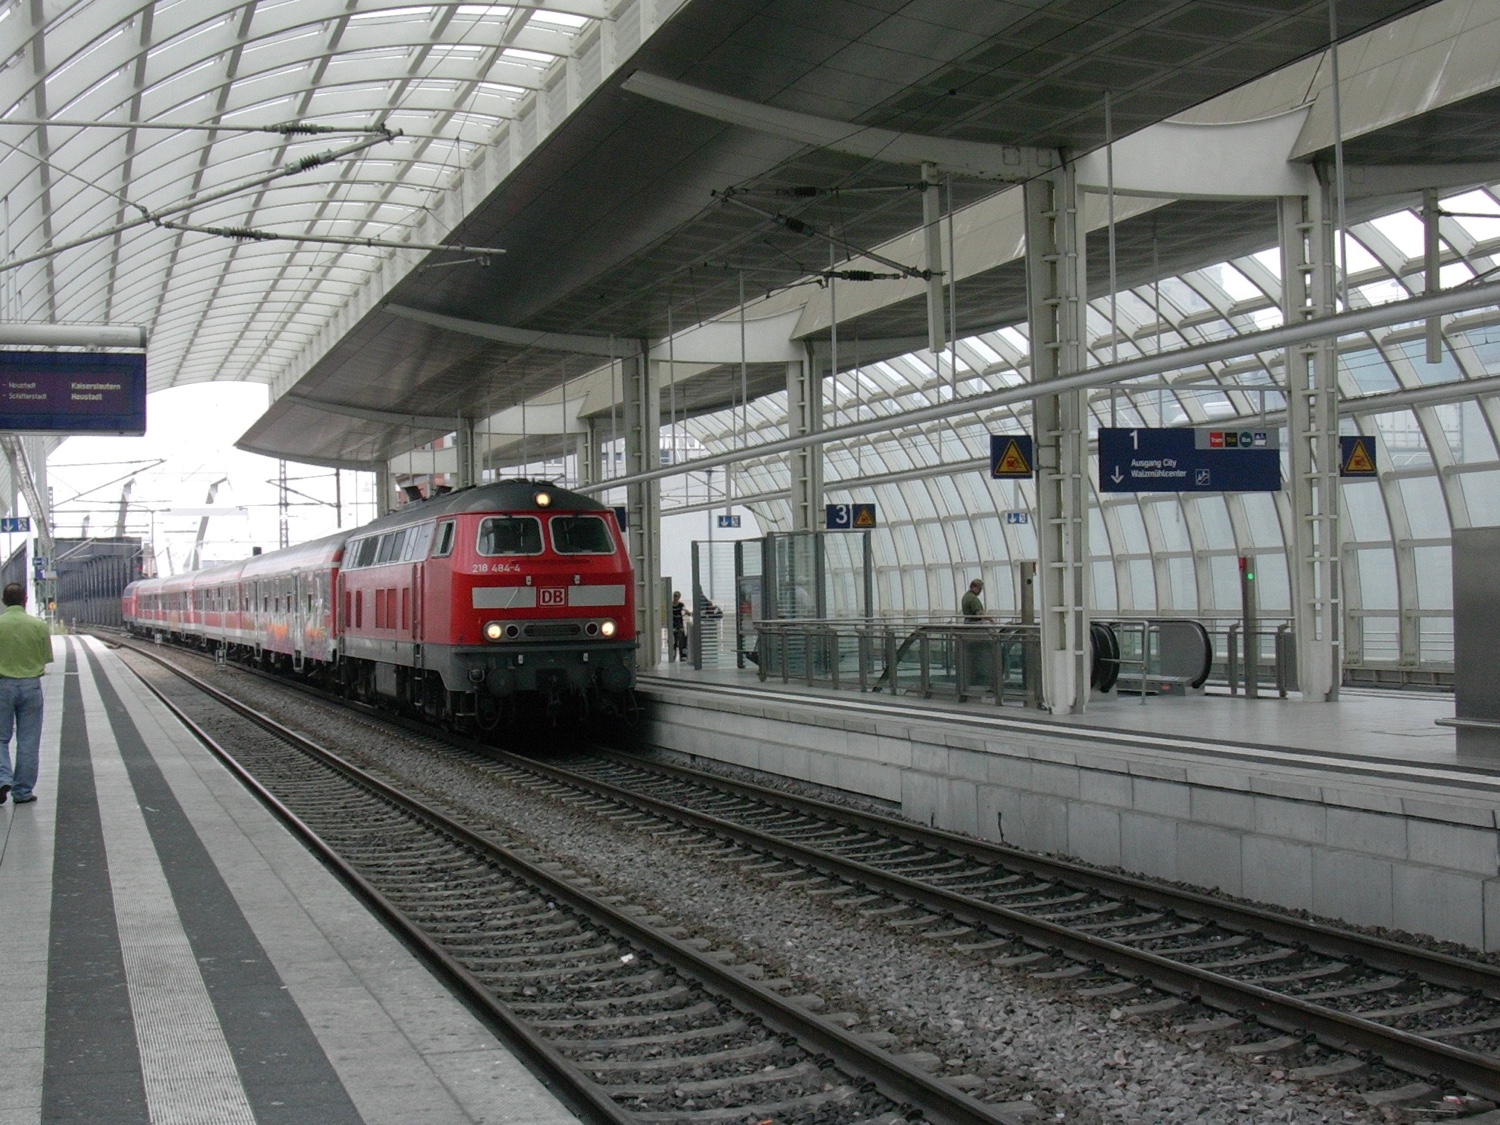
[114,638,1028,1125]
[111,632,1500,1114]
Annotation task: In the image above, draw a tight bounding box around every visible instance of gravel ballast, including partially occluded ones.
[121,646,1460,1123]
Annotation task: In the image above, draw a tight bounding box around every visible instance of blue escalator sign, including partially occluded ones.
[0,517,30,532]
[716,515,741,528]
[1099,427,1281,493]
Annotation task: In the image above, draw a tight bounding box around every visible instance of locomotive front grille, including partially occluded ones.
[523,622,583,639]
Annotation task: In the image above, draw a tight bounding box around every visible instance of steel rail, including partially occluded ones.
[117,640,1029,1125]
[605,753,1500,999]
[500,752,1500,1101]
[125,667,635,1125]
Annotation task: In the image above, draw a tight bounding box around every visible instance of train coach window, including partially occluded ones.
[432,520,456,557]
[550,514,615,554]
[477,516,542,556]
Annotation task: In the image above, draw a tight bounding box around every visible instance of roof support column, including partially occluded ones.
[374,462,393,516]
[1280,188,1341,701]
[455,417,477,490]
[623,351,661,666]
[579,420,601,487]
[787,355,822,532]
[1026,165,1090,714]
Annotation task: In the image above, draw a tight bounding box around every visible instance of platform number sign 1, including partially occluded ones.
[826,503,877,530]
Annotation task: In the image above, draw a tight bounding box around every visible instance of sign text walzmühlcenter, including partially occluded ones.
[0,351,147,434]
[1099,426,1281,493]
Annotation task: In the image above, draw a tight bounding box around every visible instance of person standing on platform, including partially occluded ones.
[961,578,988,623]
[670,590,690,661]
[0,582,52,805]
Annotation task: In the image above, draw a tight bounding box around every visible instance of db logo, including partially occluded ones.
[539,588,566,607]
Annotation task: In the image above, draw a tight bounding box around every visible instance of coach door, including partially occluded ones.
[291,569,305,670]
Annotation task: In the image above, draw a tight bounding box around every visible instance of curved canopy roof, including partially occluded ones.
[674,182,1500,674]
[0,0,597,387]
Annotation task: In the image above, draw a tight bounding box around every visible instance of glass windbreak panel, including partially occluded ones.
[550,514,614,554]
[478,516,543,556]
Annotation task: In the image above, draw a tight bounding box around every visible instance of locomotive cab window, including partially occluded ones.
[432,520,456,558]
[477,516,542,556]
[404,522,434,561]
[550,514,615,554]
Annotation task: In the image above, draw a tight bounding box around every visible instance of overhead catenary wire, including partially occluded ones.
[573,276,1500,496]
[0,134,395,275]
[153,219,504,256]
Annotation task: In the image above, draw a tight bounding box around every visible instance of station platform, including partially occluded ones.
[639,661,1500,952]
[0,634,580,1125]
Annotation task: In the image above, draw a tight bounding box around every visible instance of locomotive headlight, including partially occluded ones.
[534,489,552,507]
[483,620,504,642]
[600,620,617,638]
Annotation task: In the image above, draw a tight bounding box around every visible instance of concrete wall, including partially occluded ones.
[639,685,1500,951]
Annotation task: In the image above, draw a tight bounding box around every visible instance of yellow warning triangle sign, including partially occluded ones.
[853,506,875,528]
[1343,438,1375,474]
[995,438,1031,476]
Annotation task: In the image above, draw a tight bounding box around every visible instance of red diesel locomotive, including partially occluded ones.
[123,480,637,725]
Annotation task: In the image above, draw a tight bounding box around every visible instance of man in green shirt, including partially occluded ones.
[0,582,53,805]
[960,578,988,623]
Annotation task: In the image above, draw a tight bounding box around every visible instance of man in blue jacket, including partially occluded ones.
[0,582,53,805]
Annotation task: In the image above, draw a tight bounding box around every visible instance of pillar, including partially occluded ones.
[787,355,822,531]
[622,351,661,665]
[1279,187,1340,701]
[375,462,393,516]
[1025,165,1090,714]
[454,416,476,489]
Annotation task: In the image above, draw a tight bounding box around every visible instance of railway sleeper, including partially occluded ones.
[581,1039,786,1074]
[456,938,615,964]
[627,1086,864,1125]
[608,1059,822,1099]
[529,1000,719,1032]
[1357,991,1469,1020]
[548,1018,749,1051]
[509,984,693,1014]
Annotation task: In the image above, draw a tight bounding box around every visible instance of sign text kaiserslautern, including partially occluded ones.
[0,351,146,434]
[1099,427,1281,493]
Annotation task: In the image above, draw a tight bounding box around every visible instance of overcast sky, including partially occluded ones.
[35,382,373,576]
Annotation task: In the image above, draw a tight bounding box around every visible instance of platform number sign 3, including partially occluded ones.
[540,587,566,607]
[826,503,877,530]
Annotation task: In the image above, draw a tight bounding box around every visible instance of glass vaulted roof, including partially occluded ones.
[0,0,598,385]
[659,185,1500,679]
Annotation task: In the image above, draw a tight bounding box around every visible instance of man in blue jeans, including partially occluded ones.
[0,581,53,805]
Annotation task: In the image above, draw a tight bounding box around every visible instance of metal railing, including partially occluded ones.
[753,617,1041,708]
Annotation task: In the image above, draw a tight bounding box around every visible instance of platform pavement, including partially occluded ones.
[0,634,581,1125]
[649,659,1461,768]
